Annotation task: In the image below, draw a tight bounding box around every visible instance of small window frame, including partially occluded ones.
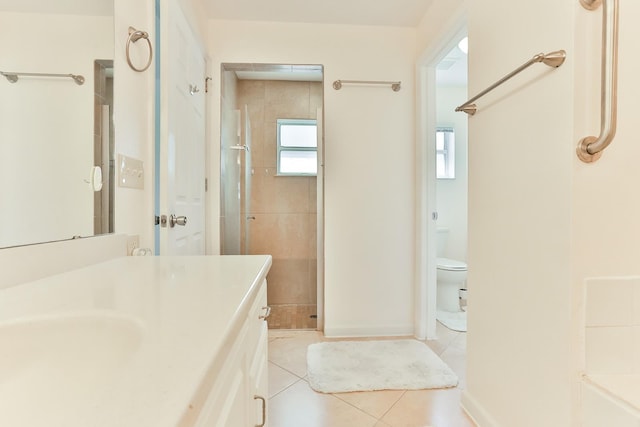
[276,118,318,176]
[436,127,455,179]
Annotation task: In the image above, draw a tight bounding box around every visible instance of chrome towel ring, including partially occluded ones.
[126,26,153,72]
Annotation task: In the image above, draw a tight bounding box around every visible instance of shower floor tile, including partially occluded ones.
[267,304,317,330]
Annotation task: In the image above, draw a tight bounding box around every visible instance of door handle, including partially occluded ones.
[254,395,266,427]
[169,215,187,227]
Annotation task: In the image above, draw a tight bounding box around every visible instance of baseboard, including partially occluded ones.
[461,390,500,427]
[324,324,414,338]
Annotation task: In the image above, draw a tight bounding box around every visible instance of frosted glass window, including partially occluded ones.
[436,127,455,179]
[277,119,317,175]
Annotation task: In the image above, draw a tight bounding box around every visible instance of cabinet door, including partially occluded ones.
[214,368,248,427]
[250,322,269,426]
[194,325,250,427]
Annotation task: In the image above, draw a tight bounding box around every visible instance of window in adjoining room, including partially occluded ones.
[276,119,318,176]
[436,127,455,179]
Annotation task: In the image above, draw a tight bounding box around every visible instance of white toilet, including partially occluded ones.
[436,228,468,313]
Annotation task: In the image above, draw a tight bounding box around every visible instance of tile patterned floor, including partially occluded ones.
[267,323,476,427]
[267,304,317,330]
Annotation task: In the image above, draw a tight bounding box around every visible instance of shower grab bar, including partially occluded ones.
[1,71,85,85]
[576,0,619,163]
[455,50,566,116]
[332,79,401,92]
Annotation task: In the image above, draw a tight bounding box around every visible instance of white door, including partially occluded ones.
[158,0,206,255]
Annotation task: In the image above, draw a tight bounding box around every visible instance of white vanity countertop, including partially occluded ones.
[0,255,272,427]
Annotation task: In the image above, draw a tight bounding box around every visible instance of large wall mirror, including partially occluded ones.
[0,0,115,248]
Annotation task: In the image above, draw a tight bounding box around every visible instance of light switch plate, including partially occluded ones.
[118,154,144,189]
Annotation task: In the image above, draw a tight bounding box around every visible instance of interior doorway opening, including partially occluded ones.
[415,16,467,340]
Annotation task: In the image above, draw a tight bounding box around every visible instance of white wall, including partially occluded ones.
[0,12,112,248]
[448,0,640,426]
[436,85,468,261]
[207,20,417,336]
[463,0,574,425]
[112,0,155,248]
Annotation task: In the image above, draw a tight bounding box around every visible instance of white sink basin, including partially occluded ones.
[0,313,144,426]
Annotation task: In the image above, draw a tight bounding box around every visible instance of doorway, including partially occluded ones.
[415,16,467,340]
[220,63,324,330]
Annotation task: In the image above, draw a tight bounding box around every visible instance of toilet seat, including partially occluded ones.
[436,257,467,271]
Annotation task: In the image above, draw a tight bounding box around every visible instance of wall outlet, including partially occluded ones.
[118,154,144,189]
[126,235,140,256]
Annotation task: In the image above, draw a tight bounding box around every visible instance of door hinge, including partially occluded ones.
[205,178,208,192]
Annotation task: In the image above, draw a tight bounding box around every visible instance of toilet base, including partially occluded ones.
[437,282,463,312]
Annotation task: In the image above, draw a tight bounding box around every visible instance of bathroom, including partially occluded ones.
[1,0,640,426]
[434,36,469,331]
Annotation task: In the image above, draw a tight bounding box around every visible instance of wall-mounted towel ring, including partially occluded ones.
[126,26,153,72]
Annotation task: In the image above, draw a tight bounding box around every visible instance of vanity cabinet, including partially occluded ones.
[0,255,272,427]
[194,280,269,427]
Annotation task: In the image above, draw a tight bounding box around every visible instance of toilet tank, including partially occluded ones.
[436,227,449,257]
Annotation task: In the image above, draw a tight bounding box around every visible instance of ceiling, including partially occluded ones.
[436,41,468,87]
[0,0,112,16]
[206,0,436,27]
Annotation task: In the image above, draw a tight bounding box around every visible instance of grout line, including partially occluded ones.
[268,377,305,400]
[377,390,408,422]
[267,359,306,380]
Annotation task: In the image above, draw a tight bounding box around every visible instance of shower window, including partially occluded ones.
[436,127,455,179]
[276,119,317,176]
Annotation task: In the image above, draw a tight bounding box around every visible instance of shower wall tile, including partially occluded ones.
[584,277,640,375]
[309,213,317,260]
[249,213,310,259]
[250,168,311,214]
[635,326,640,373]
[310,82,323,116]
[634,279,640,326]
[309,177,318,214]
[271,176,311,213]
[585,326,634,374]
[248,122,265,167]
[261,123,278,169]
[267,258,310,304]
[238,80,265,104]
[309,260,318,304]
[265,81,310,108]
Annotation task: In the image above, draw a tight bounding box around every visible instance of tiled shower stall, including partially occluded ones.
[223,76,322,329]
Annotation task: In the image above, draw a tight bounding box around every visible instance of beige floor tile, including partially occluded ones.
[269,379,379,427]
[439,342,467,390]
[426,322,461,356]
[381,388,474,427]
[269,362,300,398]
[266,330,474,427]
[333,389,406,419]
[268,330,323,377]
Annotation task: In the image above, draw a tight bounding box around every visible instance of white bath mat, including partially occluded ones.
[306,339,458,393]
[437,310,467,332]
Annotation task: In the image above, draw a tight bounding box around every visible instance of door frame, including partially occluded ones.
[415,10,467,340]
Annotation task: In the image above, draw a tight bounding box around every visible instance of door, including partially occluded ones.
[242,105,252,254]
[158,0,206,255]
[220,104,252,255]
